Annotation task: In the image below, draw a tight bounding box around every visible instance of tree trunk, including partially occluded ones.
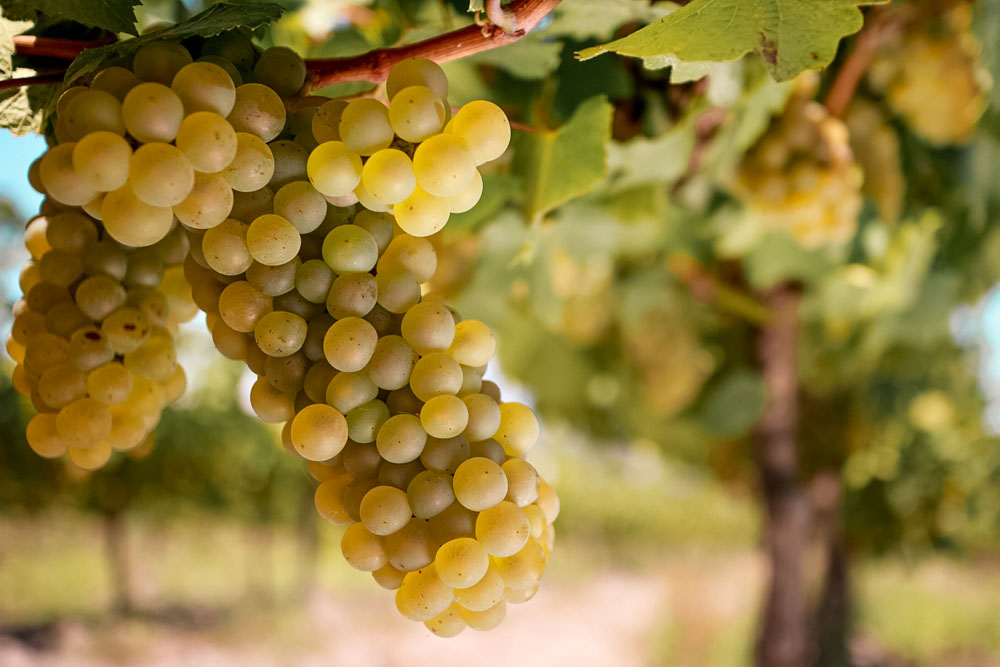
[102,510,133,615]
[754,285,813,667]
[295,483,319,600]
[812,469,850,667]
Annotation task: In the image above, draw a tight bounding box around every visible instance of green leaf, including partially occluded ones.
[3,0,140,35]
[606,117,695,190]
[1,10,32,78]
[511,95,613,220]
[65,2,284,83]
[1,8,59,136]
[464,35,563,79]
[699,370,768,437]
[548,0,666,41]
[577,0,883,82]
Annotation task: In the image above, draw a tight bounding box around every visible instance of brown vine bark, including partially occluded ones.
[754,284,813,667]
[102,510,133,615]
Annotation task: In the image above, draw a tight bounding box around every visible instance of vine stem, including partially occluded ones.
[0,72,65,91]
[13,34,117,60]
[303,0,561,92]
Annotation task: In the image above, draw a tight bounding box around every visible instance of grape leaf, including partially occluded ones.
[511,95,613,220]
[0,9,58,136]
[606,118,695,190]
[1,0,140,35]
[66,1,284,83]
[576,0,884,82]
[548,0,666,41]
[464,35,562,79]
[699,370,768,437]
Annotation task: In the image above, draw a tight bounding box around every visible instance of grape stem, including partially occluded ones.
[303,0,561,92]
[0,72,66,91]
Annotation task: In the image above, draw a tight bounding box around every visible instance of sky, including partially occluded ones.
[0,132,46,217]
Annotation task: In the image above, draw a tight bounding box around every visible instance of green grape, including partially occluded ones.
[458,600,506,631]
[303,361,337,403]
[451,100,511,165]
[377,234,437,283]
[254,46,306,97]
[373,563,407,590]
[323,316,377,372]
[174,171,234,230]
[218,280,273,333]
[202,31,255,69]
[413,134,476,198]
[420,435,469,474]
[401,301,456,355]
[25,331,69,372]
[26,282,71,316]
[75,275,126,321]
[307,141,362,198]
[26,412,68,459]
[523,504,545,539]
[38,249,83,287]
[249,376,296,423]
[306,456,344,483]
[101,185,174,247]
[354,180,390,213]
[47,212,96,253]
[480,380,501,403]
[448,319,496,367]
[339,99,394,155]
[37,363,87,409]
[294,259,333,304]
[343,477,378,522]
[123,332,177,382]
[326,272,377,319]
[302,314,334,362]
[273,290,322,320]
[399,564,453,620]
[128,142,195,207]
[407,469,454,519]
[394,185,450,237]
[409,352,463,402]
[246,256,299,296]
[122,82,184,143]
[126,285,170,327]
[72,131,131,191]
[341,522,388,572]
[366,335,417,391]
[389,85,446,142]
[210,319,250,360]
[227,83,286,142]
[171,61,236,115]
[361,149,416,205]
[69,439,112,470]
[375,267,420,315]
[101,307,150,354]
[322,224,378,274]
[502,459,540,507]
[315,472,354,523]
[326,370,378,413]
[476,500,530,557]
[24,216,51,259]
[82,240,127,280]
[452,456,506,511]
[375,413,427,464]
[386,58,448,101]
[133,41,192,85]
[17,264,41,299]
[44,302,91,340]
[230,186,274,221]
[454,564,505,612]
[386,517,435,572]
[82,194,106,221]
[352,210,394,254]
[67,326,114,371]
[175,111,238,173]
[254,310,308,357]
[268,140,308,189]
[447,169,483,213]
[223,132,275,192]
[196,55,243,85]
[312,100,347,143]
[273,181,327,233]
[290,403,349,460]
[425,604,466,638]
[123,247,165,288]
[378,459,425,490]
[87,361,133,406]
[11,310,45,345]
[107,403,147,451]
[346,398,390,443]
[63,89,126,138]
[91,66,141,101]
[420,394,469,440]
[435,537,489,589]
[535,478,559,523]
[56,396,112,449]
[462,394,501,442]
[39,144,98,206]
[494,402,540,457]
[202,218,252,275]
[124,376,164,430]
[360,485,412,536]
[492,539,546,591]
[246,214,301,266]
[342,441,383,480]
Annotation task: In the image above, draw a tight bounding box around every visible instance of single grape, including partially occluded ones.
[72,131,132,192]
[254,46,306,97]
[361,149,416,205]
[247,214,301,266]
[291,403,349,460]
[122,82,184,143]
[223,132,275,192]
[307,141,362,198]
[452,456,507,511]
[322,224,378,274]
[389,85,446,142]
[254,310,308,357]
[129,142,195,207]
[413,133,476,197]
[171,61,237,115]
[386,58,449,101]
[175,111,238,173]
[339,99,394,155]
[174,171,234,230]
[227,83,286,142]
[451,100,512,164]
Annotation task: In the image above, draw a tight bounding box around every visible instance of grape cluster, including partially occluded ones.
[735,77,862,249]
[8,211,193,470]
[868,3,987,146]
[31,31,557,635]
